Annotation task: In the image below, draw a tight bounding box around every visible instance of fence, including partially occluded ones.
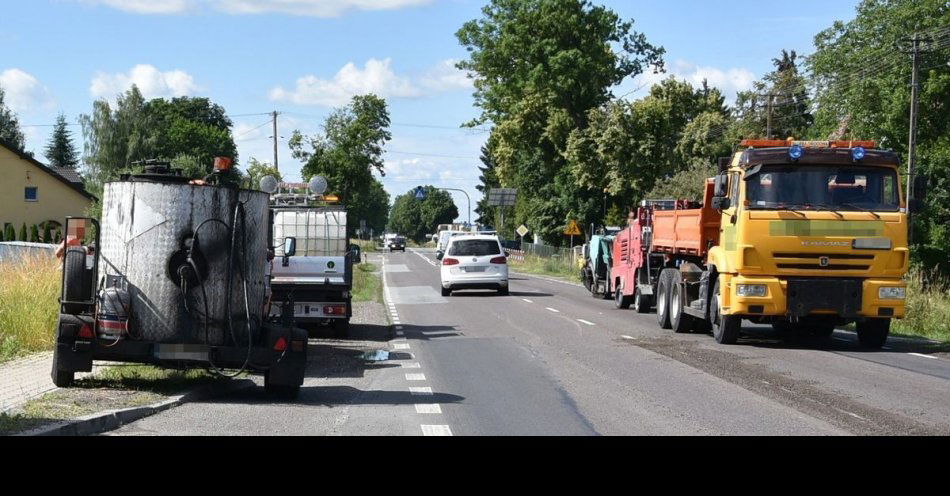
[0,242,57,264]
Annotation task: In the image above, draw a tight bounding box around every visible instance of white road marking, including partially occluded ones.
[395,326,404,330]
[393,343,411,350]
[546,307,560,313]
[396,331,405,337]
[409,387,433,396]
[406,373,427,381]
[402,362,422,369]
[577,319,596,326]
[421,425,453,436]
[621,335,636,340]
[415,404,443,414]
[909,353,939,360]
[522,298,533,303]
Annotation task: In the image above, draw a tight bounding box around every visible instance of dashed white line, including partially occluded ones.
[522,298,533,303]
[409,387,433,396]
[415,404,443,414]
[402,362,422,369]
[546,307,560,313]
[577,319,596,326]
[405,373,427,381]
[393,343,411,350]
[909,353,939,360]
[421,425,453,436]
[621,335,636,340]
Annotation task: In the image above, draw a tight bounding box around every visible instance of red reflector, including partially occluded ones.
[443,258,459,266]
[78,324,94,339]
[273,336,288,352]
[324,305,345,315]
[490,256,507,264]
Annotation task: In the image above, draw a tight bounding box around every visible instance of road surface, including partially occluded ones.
[108,248,950,436]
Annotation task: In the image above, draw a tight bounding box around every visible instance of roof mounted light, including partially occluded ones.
[852,147,867,161]
[789,144,805,160]
[260,175,279,194]
[308,175,328,195]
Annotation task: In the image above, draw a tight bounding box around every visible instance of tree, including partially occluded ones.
[19,223,27,242]
[388,187,459,242]
[3,224,15,242]
[474,144,500,228]
[358,179,391,237]
[42,222,53,243]
[290,94,392,236]
[457,0,664,245]
[807,0,950,265]
[245,158,283,189]
[0,85,26,151]
[733,49,812,140]
[44,114,80,168]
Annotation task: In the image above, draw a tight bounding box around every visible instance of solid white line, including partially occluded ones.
[409,387,433,396]
[402,362,421,369]
[405,373,427,381]
[415,404,443,414]
[393,343,411,350]
[522,298,533,303]
[577,319,596,326]
[909,353,939,360]
[546,307,560,313]
[421,425,453,436]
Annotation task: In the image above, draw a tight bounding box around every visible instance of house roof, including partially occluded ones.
[0,138,96,201]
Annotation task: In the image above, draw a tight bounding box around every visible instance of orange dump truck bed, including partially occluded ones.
[650,179,721,257]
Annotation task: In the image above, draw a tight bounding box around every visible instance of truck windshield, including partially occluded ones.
[745,165,900,212]
[449,240,501,256]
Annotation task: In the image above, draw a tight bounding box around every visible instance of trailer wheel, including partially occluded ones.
[711,279,741,344]
[669,273,693,334]
[633,287,652,314]
[856,318,890,349]
[614,281,631,309]
[62,247,89,314]
[656,269,674,329]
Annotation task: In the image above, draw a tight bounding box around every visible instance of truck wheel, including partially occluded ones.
[614,282,631,309]
[51,347,74,388]
[856,318,890,348]
[656,269,674,330]
[633,287,652,314]
[264,371,300,400]
[669,273,693,334]
[711,279,741,345]
[62,247,89,314]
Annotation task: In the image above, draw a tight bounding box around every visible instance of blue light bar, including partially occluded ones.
[789,144,804,160]
[852,147,866,161]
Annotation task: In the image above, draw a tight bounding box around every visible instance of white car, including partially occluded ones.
[438,235,509,296]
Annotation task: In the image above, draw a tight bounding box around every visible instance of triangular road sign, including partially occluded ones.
[564,219,582,236]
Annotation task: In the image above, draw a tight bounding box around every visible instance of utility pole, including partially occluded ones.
[272,111,280,174]
[900,32,933,245]
[766,93,774,139]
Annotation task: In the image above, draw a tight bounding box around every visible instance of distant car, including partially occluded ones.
[438,235,509,296]
[388,236,406,252]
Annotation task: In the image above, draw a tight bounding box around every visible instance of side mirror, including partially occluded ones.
[436,251,444,260]
[283,237,297,257]
[712,197,732,210]
[713,173,728,198]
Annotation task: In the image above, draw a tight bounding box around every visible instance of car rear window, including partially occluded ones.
[448,239,501,256]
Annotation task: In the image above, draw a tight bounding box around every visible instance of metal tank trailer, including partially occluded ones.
[51,161,308,398]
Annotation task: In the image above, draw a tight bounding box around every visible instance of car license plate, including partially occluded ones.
[464,266,487,273]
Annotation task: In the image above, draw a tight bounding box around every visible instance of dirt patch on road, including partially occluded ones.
[622,336,948,436]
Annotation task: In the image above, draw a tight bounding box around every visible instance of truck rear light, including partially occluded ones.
[490,256,507,264]
[324,305,346,315]
[443,258,459,266]
[273,336,288,352]
[78,323,94,339]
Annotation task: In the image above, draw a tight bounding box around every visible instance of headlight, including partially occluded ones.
[853,238,892,250]
[737,284,768,297]
[878,287,906,300]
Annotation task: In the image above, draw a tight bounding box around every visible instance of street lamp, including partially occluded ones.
[414,185,472,230]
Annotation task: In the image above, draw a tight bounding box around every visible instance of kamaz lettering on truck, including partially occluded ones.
[610,140,925,348]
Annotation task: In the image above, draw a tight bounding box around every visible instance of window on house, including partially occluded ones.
[25,187,38,202]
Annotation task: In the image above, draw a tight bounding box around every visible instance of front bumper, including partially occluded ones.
[721,274,906,319]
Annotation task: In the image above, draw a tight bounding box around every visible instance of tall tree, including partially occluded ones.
[44,113,80,168]
[0,85,26,151]
[474,144,500,228]
[734,49,812,140]
[290,94,392,236]
[388,186,459,242]
[457,0,664,244]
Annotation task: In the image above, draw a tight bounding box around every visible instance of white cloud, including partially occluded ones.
[270,58,422,107]
[90,64,200,100]
[671,60,756,99]
[0,69,54,113]
[78,0,433,17]
[419,59,473,92]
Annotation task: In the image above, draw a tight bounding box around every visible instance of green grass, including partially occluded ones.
[352,263,382,304]
[509,254,582,284]
[351,238,378,253]
[0,364,221,435]
[892,267,950,344]
[0,255,60,364]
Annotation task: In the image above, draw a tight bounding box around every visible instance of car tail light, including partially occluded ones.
[490,256,507,264]
[442,258,459,266]
[273,336,288,352]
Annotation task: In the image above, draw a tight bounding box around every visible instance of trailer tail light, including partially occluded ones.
[490,256,507,264]
[77,323,94,339]
[442,258,460,266]
[323,305,346,316]
[273,336,288,352]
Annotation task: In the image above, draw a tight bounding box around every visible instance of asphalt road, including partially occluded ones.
[108,248,950,436]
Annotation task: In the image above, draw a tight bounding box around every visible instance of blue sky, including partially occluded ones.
[1,0,861,223]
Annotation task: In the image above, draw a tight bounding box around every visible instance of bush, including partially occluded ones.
[19,223,27,242]
[29,224,40,243]
[0,254,60,363]
[893,266,950,343]
[42,223,53,243]
[3,224,15,242]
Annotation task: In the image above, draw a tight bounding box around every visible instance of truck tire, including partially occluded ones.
[264,371,300,400]
[856,318,890,348]
[614,281,632,309]
[656,269,674,330]
[633,287,652,314]
[50,347,74,388]
[62,247,89,314]
[669,272,693,334]
[711,279,741,344]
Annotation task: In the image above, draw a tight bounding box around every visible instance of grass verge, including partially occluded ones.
[508,254,582,284]
[352,263,382,304]
[0,364,222,435]
[0,254,60,364]
[892,267,950,344]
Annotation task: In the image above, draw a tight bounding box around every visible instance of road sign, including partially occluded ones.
[414,186,426,200]
[564,219,582,236]
[516,225,529,237]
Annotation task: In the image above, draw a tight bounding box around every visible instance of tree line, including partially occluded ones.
[463,0,949,268]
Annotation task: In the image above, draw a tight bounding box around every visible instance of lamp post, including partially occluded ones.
[437,188,472,230]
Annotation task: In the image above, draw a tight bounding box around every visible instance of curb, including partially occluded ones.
[17,378,256,437]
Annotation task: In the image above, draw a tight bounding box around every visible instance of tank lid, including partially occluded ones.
[123,160,191,184]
